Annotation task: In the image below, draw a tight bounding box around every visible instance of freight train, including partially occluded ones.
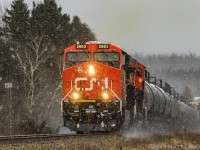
[61,41,199,134]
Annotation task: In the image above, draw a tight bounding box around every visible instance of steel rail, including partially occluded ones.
[0,133,118,145]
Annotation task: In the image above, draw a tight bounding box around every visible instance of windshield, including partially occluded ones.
[94,52,119,61]
[67,52,90,62]
[94,52,120,68]
[65,52,91,68]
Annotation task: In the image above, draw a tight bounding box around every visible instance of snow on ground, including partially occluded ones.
[59,127,76,134]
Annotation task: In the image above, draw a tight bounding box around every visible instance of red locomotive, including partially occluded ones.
[61,42,199,133]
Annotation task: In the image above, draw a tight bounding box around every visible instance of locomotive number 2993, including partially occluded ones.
[98,44,109,49]
[76,44,87,49]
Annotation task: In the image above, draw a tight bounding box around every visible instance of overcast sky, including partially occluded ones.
[1,0,200,55]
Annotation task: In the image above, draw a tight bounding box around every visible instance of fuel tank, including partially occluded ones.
[144,81,199,122]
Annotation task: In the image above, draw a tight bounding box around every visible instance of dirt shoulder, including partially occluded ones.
[1,133,200,150]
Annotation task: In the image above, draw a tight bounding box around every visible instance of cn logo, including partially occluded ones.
[74,77,108,91]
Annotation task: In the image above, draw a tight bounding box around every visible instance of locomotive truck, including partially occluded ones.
[61,41,199,134]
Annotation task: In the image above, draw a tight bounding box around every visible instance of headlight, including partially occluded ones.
[73,92,79,99]
[138,77,143,83]
[102,92,109,99]
[89,65,95,75]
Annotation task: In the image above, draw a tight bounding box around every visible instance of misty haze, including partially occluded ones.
[0,0,200,149]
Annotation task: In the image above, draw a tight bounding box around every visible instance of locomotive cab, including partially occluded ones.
[62,42,125,133]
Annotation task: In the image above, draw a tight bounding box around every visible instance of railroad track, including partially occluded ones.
[0,133,117,145]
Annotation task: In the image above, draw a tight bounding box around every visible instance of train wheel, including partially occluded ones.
[76,131,84,134]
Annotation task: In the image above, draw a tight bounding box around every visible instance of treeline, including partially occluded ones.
[134,53,200,97]
[0,0,96,135]
[1,0,199,136]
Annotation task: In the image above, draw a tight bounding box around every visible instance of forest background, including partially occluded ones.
[0,0,198,135]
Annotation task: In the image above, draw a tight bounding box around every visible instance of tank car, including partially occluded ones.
[144,82,199,124]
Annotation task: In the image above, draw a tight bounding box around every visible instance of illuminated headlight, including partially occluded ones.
[73,92,79,99]
[102,93,109,99]
[138,77,143,83]
[89,65,95,75]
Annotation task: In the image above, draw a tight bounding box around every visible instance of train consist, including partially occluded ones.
[61,42,199,133]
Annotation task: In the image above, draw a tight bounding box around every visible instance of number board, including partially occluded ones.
[76,44,87,49]
[98,44,110,49]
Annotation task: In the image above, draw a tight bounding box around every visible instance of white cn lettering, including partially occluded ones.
[74,77,108,91]
[75,78,87,91]
[101,77,108,90]
[85,78,96,91]
[104,77,108,89]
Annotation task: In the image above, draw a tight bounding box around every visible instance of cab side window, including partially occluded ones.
[136,68,142,77]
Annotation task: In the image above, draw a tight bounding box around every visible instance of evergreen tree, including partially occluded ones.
[2,0,96,135]
[70,16,96,44]
[3,0,29,42]
[31,0,62,38]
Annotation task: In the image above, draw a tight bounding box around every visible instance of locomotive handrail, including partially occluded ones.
[107,87,123,115]
[61,83,77,102]
[61,83,77,115]
[107,87,122,101]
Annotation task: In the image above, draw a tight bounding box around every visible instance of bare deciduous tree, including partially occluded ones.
[14,36,56,111]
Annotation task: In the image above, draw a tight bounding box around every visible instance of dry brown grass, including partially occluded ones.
[1,133,200,150]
